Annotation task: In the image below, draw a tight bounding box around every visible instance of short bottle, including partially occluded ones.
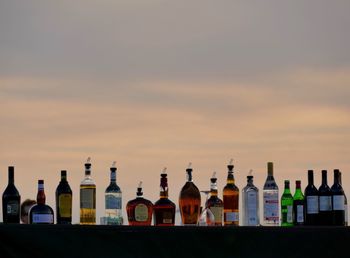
[206,172,224,226]
[105,162,123,225]
[2,166,21,223]
[281,180,294,227]
[263,162,279,226]
[293,180,305,226]
[242,171,259,226]
[339,171,348,226]
[80,157,96,225]
[153,169,176,226]
[331,169,345,226]
[55,170,72,224]
[223,160,239,226]
[318,170,332,225]
[126,182,153,226]
[29,180,54,224]
[304,170,319,225]
[179,163,201,225]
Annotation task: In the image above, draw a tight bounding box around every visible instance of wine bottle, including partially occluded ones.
[339,171,348,226]
[29,180,54,224]
[223,159,239,226]
[331,169,345,226]
[262,162,279,226]
[55,170,72,224]
[80,157,96,225]
[206,172,224,226]
[318,170,332,225]
[2,166,21,223]
[293,180,305,226]
[281,180,293,227]
[304,170,319,225]
[242,171,259,226]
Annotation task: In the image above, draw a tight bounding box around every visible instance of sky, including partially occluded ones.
[1,0,350,224]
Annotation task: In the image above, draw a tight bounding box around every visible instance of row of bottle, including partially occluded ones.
[1,159,348,226]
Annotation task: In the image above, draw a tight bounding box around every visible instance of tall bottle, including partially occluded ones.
[331,169,345,226]
[105,162,123,225]
[179,163,201,225]
[153,168,176,226]
[339,171,348,226]
[263,162,279,226]
[304,170,319,225]
[318,170,332,225]
[242,171,259,226]
[2,166,21,223]
[80,157,96,225]
[206,172,224,226]
[126,182,153,226]
[281,180,293,227]
[223,159,239,226]
[55,170,72,224]
[293,180,304,226]
[29,180,54,224]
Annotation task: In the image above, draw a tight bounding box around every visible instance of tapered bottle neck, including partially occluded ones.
[283,180,291,194]
[321,170,328,186]
[110,167,117,184]
[60,170,67,182]
[37,180,46,205]
[210,177,218,196]
[334,169,341,186]
[308,170,314,185]
[85,162,92,179]
[186,168,193,182]
[227,165,235,184]
[246,175,254,186]
[160,173,169,198]
[8,166,14,185]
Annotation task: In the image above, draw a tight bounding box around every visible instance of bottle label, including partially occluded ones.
[225,211,239,222]
[209,206,223,224]
[135,204,148,222]
[333,195,345,211]
[297,205,304,223]
[105,195,122,210]
[162,211,173,224]
[263,192,279,221]
[32,214,54,223]
[319,196,332,211]
[247,192,258,225]
[306,196,319,214]
[7,201,19,215]
[59,194,72,218]
[287,205,293,223]
[80,188,96,209]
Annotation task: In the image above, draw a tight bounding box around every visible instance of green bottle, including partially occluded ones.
[281,180,294,226]
[293,180,305,226]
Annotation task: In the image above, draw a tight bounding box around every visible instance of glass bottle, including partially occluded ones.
[55,170,72,224]
[179,163,201,225]
[331,169,345,226]
[29,180,54,224]
[2,166,21,223]
[281,180,294,227]
[126,182,153,226]
[153,168,176,226]
[263,162,279,226]
[242,171,259,226]
[339,171,348,226]
[199,191,215,226]
[223,159,239,226]
[293,180,304,226]
[80,157,96,225]
[304,170,319,225]
[206,172,224,226]
[105,162,123,225]
[318,170,332,225]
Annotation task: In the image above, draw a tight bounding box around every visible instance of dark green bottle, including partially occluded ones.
[281,180,294,226]
[293,180,305,226]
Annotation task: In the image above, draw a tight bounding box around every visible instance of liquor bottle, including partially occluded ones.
[105,162,123,225]
[29,180,54,224]
[331,169,345,226]
[206,172,224,226]
[55,170,72,224]
[263,162,279,226]
[223,159,239,226]
[126,182,153,226]
[293,180,305,226]
[80,157,96,225]
[153,168,176,226]
[318,170,332,225]
[304,170,319,225]
[281,180,293,227]
[242,171,259,226]
[179,163,201,225]
[339,171,348,226]
[2,166,21,223]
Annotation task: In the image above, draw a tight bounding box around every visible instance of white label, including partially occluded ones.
[297,205,304,223]
[306,196,319,214]
[225,212,239,222]
[247,192,258,225]
[263,192,279,221]
[319,196,332,211]
[287,206,293,223]
[210,206,223,224]
[333,195,345,211]
[32,214,54,223]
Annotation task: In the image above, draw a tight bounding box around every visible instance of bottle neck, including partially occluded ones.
[247,176,253,186]
[210,179,218,196]
[321,170,327,185]
[186,169,193,182]
[110,170,116,184]
[267,162,274,177]
[308,171,314,185]
[334,170,340,185]
[37,183,46,205]
[160,186,169,198]
[284,181,291,194]
[8,170,14,185]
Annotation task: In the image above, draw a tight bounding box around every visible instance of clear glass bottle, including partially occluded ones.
[29,180,54,224]
[263,162,279,226]
[80,157,96,225]
[223,159,239,226]
[281,180,293,227]
[293,180,305,226]
[242,171,259,226]
[206,172,224,226]
[105,162,123,225]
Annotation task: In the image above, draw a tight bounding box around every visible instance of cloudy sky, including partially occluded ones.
[1,0,349,224]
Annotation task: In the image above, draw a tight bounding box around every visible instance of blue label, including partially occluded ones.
[105,195,122,209]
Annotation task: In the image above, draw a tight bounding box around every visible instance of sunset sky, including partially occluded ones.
[1,0,349,224]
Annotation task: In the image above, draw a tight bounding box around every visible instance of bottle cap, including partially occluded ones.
[137,181,143,196]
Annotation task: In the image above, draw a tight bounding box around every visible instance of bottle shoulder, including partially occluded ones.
[2,184,20,197]
[56,182,72,194]
[154,198,176,207]
[223,183,239,191]
[207,196,223,206]
[304,185,319,195]
[127,197,153,207]
[30,204,54,214]
[105,183,121,193]
[179,182,200,198]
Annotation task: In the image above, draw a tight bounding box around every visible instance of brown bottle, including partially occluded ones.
[223,160,239,226]
[206,172,224,226]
